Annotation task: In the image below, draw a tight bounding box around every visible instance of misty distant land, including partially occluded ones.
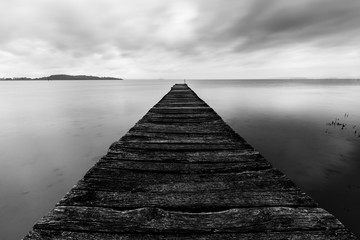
[0,74,122,81]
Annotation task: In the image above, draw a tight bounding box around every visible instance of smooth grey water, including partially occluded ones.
[0,79,359,239]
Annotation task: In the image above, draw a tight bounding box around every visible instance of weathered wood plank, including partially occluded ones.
[120,132,242,142]
[128,124,233,134]
[126,126,238,135]
[160,97,200,101]
[24,229,359,240]
[71,169,299,193]
[83,167,286,182]
[155,102,208,107]
[149,108,215,114]
[145,112,221,118]
[105,148,269,163]
[160,98,202,102]
[33,206,344,233]
[119,138,242,144]
[131,118,231,126]
[71,176,297,193]
[143,118,220,124]
[58,189,316,209]
[96,158,272,173]
[137,118,225,125]
[152,107,212,110]
[111,142,249,151]
[126,129,236,137]
[128,124,236,135]
[155,99,204,102]
[166,93,195,95]
[160,98,200,102]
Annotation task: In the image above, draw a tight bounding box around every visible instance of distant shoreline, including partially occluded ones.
[0,79,123,81]
[0,74,122,81]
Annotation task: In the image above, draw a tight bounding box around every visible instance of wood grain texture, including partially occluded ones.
[33,206,343,233]
[58,189,316,209]
[96,158,272,173]
[105,149,262,163]
[24,229,358,240]
[22,83,357,239]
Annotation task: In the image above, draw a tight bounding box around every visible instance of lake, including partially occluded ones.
[1,79,359,239]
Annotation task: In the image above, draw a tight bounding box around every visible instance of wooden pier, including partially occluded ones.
[24,84,357,239]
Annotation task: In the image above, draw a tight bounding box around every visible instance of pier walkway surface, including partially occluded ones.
[24,84,357,239]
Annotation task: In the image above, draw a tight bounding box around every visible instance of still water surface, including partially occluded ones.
[0,80,359,239]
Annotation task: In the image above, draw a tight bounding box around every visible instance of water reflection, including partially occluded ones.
[190,80,360,236]
[0,79,359,239]
[0,80,177,240]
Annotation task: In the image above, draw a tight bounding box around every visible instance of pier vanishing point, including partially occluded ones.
[24,84,357,239]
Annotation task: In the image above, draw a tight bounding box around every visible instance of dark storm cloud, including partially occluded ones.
[195,0,360,52]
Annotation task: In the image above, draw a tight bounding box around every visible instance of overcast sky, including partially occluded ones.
[1,0,360,79]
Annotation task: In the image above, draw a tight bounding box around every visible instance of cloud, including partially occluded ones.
[195,0,360,52]
[0,0,359,78]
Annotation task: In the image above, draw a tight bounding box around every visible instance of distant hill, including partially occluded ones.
[1,74,122,81]
[37,74,122,80]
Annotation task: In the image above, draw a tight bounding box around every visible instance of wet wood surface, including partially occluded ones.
[23,84,357,239]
